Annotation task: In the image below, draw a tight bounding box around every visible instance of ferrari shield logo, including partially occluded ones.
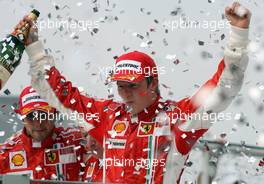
[44,146,76,166]
[137,121,155,137]
[47,152,57,162]
[44,149,60,165]
[143,124,152,133]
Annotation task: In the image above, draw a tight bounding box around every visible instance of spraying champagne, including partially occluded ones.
[0,9,40,90]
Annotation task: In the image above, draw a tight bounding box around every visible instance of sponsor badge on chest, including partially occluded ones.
[9,150,27,170]
[137,121,156,137]
[44,146,77,166]
[112,120,128,136]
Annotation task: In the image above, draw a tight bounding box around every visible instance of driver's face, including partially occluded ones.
[117,79,152,114]
[24,111,55,142]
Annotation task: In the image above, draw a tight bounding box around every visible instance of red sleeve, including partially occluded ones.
[179,59,225,113]
[0,144,10,174]
[173,59,226,155]
[47,66,112,142]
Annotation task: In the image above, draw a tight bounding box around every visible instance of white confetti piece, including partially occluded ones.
[140,41,149,48]
[70,32,76,38]
[224,84,231,88]
[171,118,177,124]
[44,65,51,71]
[9,41,15,48]
[0,131,5,137]
[3,54,9,60]
[35,165,42,171]
[166,54,177,60]
[121,171,124,177]
[1,46,6,53]
[44,75,50,79]
[76,2,82,6]
[20,115,26,120]
[259,85,264,91]
[78,86,84,93]
[248,87,262,102]
[143,148,150,152]
[108,144,113,149]
[115,111,120,117]
[158,103,164,109]
[87,102,92,108]
[164,146,170,152]
[234,113,241,120]
[51,173,58,180]
[181,133,187,139]
[74,145,81,150]
[248,156,256,163]
[70,99,76,104]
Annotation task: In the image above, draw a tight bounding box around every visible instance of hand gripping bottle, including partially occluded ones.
[0,9,40,90]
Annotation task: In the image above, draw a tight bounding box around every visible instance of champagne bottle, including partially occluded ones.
[0,9,40,90]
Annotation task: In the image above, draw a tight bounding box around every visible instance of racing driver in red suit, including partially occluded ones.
[0,86,86,181]
[21,2,251,184]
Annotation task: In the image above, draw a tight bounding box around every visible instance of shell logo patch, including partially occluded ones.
[111,120,128,136]
[11,153,25,166]
[114,122,126,133]
[9,151,27,169]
